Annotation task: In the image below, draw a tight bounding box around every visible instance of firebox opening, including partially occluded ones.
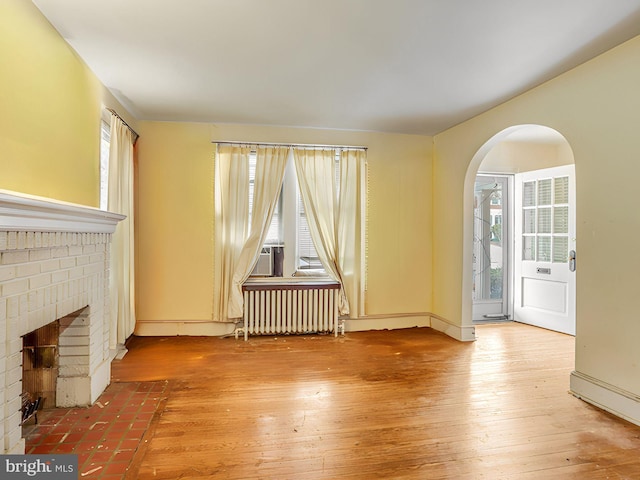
[22,320,60,418]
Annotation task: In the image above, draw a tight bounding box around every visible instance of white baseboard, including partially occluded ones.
[570,370,640,427]
[343,313,475,342]
[134,314,476,343]
[135,320,237,337]
[343,314,430,332]
[429,314,476,342]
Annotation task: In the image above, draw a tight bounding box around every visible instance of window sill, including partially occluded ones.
[247,270,331,283]
[243,277,339,291]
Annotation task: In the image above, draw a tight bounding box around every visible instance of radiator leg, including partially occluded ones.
[243,291,249,341]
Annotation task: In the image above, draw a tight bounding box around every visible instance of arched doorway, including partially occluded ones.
[463,125,576,334]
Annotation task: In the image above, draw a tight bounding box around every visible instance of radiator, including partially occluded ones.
[241,282,341,340]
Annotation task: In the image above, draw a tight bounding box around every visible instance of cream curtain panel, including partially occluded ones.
[213,145,288,321]
[228,147,289,318]
[336,149,367,318]
[108,114,136,347]
[213,145,251,323]
[293,148,366,316]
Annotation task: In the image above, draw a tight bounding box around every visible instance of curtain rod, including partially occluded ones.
[107,108,139,144]
[212,140,367,151]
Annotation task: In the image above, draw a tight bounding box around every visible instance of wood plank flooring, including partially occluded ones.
[111,323,640,479]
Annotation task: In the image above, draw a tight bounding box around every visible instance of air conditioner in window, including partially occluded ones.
[251,247,274,276]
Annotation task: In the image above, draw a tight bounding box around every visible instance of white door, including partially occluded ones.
[514,165,576,335]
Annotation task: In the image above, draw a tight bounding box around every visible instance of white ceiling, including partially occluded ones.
[33,0,640,135]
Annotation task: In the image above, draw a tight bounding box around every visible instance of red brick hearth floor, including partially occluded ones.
[24,381,168,479]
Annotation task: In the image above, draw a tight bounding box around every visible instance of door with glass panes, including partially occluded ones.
[472,175,510,321]
[514,165,576,335]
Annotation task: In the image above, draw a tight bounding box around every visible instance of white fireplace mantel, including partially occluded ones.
[0,189,125,234]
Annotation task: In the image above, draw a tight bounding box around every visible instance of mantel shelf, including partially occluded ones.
[0,189,125,234]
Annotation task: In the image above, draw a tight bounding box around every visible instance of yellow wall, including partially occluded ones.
[434,35,640,397]
[135,122,216,327]
[135,122,433,333]
[0,0,101,205]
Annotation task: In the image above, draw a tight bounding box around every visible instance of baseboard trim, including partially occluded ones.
[134,313,477,342]
[429,314,476,342]
[343,313,431,332]
[570,370,640,427]
[135,320,237,337]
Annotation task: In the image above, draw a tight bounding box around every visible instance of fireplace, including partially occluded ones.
[0,190,124,454]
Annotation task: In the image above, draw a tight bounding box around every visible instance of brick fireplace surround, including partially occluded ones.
[0,191,124,454]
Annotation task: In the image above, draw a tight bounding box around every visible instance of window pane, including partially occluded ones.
[264,195,282,244]
[554,176,569,204]
[537,237,551,262]
[249,152,282,245]
[538,179,552,205]
[553,206,569,234]
[523,236,535,261]
[297,192,322,270]
[538,207,551,234]
[523,209,536,234]
[553,236,569,263]
[523,181,536,207]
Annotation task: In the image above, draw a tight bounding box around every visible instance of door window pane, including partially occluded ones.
[538,207,552,234]
[554,176,569,204]
[523,181,536,207]
[537,237,551,262]
[523,209,536,234]
[553,206,569,234]
[538,178,552,205]
[523,236,535,261]
[553,237,569,263]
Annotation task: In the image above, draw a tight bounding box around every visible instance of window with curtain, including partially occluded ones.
[247,149,344,277]
[214,143,367,321]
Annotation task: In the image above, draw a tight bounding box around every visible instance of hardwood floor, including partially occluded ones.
[111,323,640,479]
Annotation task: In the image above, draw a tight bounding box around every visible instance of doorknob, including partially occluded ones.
[569,250,576,272]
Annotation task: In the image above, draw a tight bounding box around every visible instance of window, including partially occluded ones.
[214,143,367,320]
[99,119,110,210]
[248,150,342,278]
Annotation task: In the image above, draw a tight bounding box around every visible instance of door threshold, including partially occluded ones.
[473,317,512,325]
